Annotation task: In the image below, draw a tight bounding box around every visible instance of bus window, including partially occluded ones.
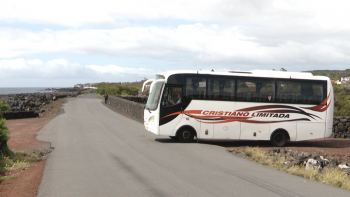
[208,77,235,100]
[161,86,182,106]
[277,81,324,104]
[185,77,206,100]
[237,79,274,102]
[276,81,300,103]
[311,84,324,104]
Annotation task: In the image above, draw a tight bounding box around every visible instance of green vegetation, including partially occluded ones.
[0,100,12,157]
[333,83,350,116]
[229,147,350,191]
[94,81,145,96]
[0,152,40,180]
[0,175,17,180]
[307,69,350,80]
[81,89,95,94]
[0,100,43,181]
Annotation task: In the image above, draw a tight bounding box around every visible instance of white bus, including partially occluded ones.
[143,70,334,146]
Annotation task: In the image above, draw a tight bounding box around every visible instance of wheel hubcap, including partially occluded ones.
[275,134,283,143]
[183,130,190,139]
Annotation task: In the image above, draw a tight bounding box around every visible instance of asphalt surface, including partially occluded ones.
[37,94,350,196]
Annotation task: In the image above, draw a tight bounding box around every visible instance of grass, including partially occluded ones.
[81,89,94,94]
[0,151,40,181]
[0,175,18,181]
[229,147,350,191]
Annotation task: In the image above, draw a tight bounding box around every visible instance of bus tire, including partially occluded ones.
[270,130,289,147]
[177,127,194,143]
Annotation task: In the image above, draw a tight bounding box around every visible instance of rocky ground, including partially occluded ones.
[224,139,350,172]
[0,87,81,120]
[211,139,350,163]
[1,97,350,196]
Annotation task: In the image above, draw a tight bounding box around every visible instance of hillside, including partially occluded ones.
[305,69,350,80]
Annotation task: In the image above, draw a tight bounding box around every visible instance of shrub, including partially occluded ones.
[0,100,13,157]
[333,83,350,116]
[94,83,140,96]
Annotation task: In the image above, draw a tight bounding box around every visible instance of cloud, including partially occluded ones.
[1,23,350,70]
[2,0,349,28]
[0,58,155,86]
[1,0,350,87]
[0,0,274,28]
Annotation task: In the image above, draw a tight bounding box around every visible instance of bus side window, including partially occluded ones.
[208,78,235,100]
[185,77,206,100]
[162,86,182,106]
[169,87,182,105]
[276,81,324,104]
[237,79,274,102]
[277,81,300,103]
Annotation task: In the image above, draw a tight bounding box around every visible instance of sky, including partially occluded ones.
[1,0,350,87]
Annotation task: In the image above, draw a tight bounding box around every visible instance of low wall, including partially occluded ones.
[108,96,145,121]
[0,89,81,119]
[333,117,350,138]
[108,96,350,139]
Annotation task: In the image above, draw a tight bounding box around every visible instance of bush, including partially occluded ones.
[333,83,350,116]
[94,83,140,96]
[0,100,13,157]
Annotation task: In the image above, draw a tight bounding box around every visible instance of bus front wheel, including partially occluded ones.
[177,127,194,143]
[270,130,289,147]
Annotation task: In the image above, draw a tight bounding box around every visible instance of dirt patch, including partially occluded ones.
[0,160,46,197]
[6,117,55,153]
[0,98,66,197]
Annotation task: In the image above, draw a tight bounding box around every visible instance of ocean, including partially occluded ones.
[0,87,59,95]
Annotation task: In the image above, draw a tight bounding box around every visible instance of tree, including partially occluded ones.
[332,83,350,116]
[95,83,140,96]
[0,100,12,157]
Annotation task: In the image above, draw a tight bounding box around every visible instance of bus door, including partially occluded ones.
[159,85,183,135]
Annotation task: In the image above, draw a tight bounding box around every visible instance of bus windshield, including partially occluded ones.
[146,81,164,110]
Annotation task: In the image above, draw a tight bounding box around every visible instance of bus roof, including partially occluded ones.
[156,70,330,81]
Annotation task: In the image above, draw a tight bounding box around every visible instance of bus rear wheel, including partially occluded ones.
[177,127,194,143]
[270,130,288,147]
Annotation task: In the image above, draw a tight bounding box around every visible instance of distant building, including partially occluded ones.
[74,83,97,89]
[74,84,83,88]
[334,77,350,85]
[83,83,97,89]
[343,77,350,81]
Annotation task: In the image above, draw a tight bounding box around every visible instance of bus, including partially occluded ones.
[143,70,334,146]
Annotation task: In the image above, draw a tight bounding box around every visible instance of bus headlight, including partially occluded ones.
[148,116,154,126]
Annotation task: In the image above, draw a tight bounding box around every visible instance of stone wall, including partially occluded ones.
[332,117,350,139]
[0,88,81,119]
[108,96,350,139]
[108,96,145,121]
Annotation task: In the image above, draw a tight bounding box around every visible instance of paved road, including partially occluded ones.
[37,94,350,196]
